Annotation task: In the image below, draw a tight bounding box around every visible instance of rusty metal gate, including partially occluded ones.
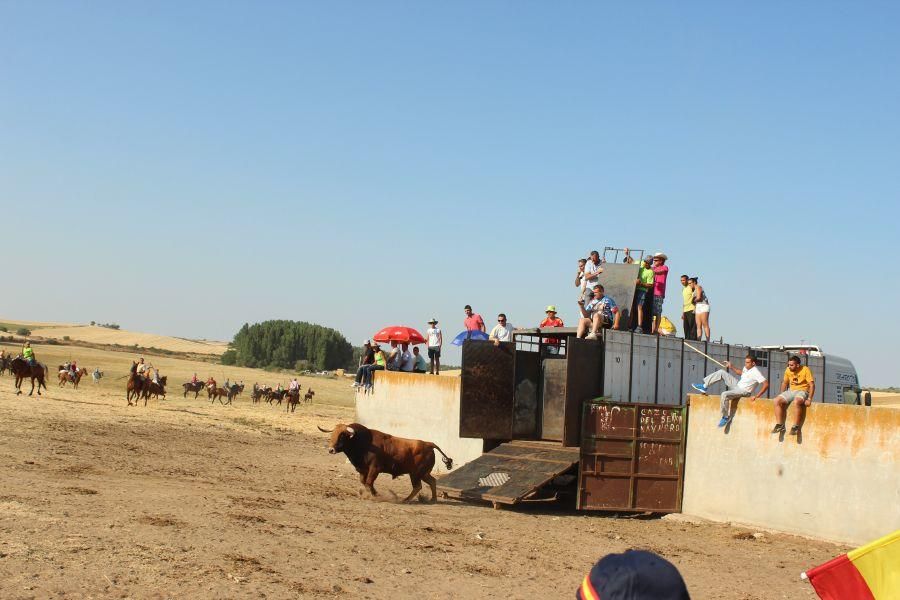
[460,340,515,439]
[577,399,687,512]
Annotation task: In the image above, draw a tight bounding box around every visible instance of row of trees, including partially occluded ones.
[222,320,354,371]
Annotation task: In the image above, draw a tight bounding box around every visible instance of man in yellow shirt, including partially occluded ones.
[681,275,696,341]
[771,355,816,436]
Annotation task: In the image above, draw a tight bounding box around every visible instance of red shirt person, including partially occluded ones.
[651,252,669,334]
[463,305,486,333]
[540,305,565,354]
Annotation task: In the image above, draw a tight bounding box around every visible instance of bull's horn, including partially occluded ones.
[316,425,332,433]
[345,426,355,436]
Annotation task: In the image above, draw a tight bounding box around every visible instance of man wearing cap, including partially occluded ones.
[625,250,654,333]
[426,319,442,375]
[577,284,620,339]
[489,314,514,343]
[463,305,485,333]
[540,306,565,354]
[651,252,669,334]
[577,550,690,600]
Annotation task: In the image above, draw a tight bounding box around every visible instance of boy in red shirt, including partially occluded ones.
[540,305,565,355]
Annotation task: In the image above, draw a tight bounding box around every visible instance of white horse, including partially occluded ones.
[92,369,103,384]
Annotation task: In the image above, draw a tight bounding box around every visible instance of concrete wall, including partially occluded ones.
[355,371,483,473]
[682,395,900,545]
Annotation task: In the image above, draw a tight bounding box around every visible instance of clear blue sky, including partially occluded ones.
[1,2,898,385]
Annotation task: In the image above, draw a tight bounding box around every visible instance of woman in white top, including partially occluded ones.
[690,277,711,341]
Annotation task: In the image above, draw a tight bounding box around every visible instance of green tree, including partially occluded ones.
[227,320,353,371]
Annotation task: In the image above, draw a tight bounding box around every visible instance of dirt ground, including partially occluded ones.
[0,354,849,599]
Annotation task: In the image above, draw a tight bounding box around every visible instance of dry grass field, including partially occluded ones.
[0,341,853,599]
[1,318,228,356]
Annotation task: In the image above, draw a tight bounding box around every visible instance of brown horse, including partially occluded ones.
[304,389,315,404]
[58,367,88,389]
[268,389,287,406]
[126,362,147,406]
[141,376,167,406]
[10,358,48,396]
[285,388,301,413]
[182,381,204,398]
[209,387,230,405]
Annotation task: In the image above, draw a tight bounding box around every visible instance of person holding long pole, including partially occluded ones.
[691,353,769,428]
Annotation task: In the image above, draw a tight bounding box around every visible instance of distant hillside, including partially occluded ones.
[0,318,227,356]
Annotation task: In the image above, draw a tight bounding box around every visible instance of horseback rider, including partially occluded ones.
[152,368,160,385]
[136,357,147,375]
[289,378,300,392]
[70,360,78,381]
[22,342,36,366]
[191,372,199,384]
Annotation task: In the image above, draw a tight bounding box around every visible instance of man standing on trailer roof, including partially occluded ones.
[463,305,485,333]
[583,250,604,292]
[650,252,669,334]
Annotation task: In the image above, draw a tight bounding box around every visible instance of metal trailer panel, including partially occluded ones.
[682,340,707,398]
[578,399,687,512]
[541,359,567,441]
[460,340,515,439]
[769,351,790,400]
[705,343,729,376]
[656,336,683,405]
[595,263,640,330]
[512,348,542,438]
[563,338,604,447]
[807,354,825,403]
[630,334,658,404]
[603,330,632,402]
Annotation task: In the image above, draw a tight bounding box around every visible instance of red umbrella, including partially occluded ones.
[372,325,426,345]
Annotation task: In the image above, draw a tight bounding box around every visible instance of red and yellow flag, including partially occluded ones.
[806,529,900,600]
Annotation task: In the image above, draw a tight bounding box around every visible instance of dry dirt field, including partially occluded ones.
[0,345,849,599]
[1,318,228,356]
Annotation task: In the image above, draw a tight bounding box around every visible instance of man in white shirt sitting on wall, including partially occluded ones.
[692,355,769,428]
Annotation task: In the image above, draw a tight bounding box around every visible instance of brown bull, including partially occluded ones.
[317,423,453,503]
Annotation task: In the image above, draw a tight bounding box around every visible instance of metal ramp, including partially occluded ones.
[437,441,579,506]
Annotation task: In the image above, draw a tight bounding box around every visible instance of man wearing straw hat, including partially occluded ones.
[692,355,769,427]
[540,305,565,355]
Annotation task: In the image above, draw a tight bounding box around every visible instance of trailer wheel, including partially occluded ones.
[864,391,871,407]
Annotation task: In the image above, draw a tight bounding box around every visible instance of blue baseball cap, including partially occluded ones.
[576,550,689,600]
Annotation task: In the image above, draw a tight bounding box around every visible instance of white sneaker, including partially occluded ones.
[351,382,359,388]
[585,333,598,340]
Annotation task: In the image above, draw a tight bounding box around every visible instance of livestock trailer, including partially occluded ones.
[437,328,863,512]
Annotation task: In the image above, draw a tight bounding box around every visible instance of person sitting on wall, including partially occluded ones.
[771,355,816,435]
[692,355,769,428]
[576,284,620,340]
[412,347,427,374]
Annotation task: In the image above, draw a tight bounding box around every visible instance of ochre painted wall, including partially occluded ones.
[682,394,900,545]
[355,371,483,472]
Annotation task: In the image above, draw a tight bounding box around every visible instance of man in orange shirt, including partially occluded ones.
[540,305,564,355]
[771,355,816,435]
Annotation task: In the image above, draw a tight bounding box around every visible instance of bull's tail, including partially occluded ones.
[431,444,453,470]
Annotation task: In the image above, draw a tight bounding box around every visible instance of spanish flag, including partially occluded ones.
[805,529,899,599]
